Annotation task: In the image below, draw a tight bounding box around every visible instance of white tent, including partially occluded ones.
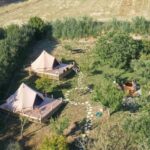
[31,50,60,72]
[6,83,44,112]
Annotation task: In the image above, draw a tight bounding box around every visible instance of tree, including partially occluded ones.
[19,116,28,139]
[95,32,141,69]
[28,16,45,39]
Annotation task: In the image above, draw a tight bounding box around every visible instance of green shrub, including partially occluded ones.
[131,59,150,80]
[123,114,150,149]
[92,79,124,113]
[35,76,55,94]
[50,118,69,135]
[142,40,150,55]
[40,134,69,150]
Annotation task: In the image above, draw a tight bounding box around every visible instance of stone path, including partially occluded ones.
[64,72,93,149]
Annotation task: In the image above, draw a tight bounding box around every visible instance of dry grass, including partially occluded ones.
[0,0,150,26]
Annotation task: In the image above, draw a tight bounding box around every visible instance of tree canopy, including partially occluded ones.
[95,32,142,69]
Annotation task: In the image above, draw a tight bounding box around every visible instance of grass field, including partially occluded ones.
[0,0,150,26]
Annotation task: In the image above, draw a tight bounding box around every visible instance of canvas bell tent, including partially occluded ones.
[30,50,74,80]
[0,83,64,122]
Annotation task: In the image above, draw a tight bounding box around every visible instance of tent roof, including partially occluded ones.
[31,50,59,71]
[6,83,44,111]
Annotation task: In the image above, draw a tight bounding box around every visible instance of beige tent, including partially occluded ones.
[30,50,74,80]
[0,83,64,122]
[6,83,44,112]
[31,50,60,72]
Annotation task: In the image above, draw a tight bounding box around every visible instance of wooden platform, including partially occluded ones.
[29,63,74,80]
[0,98,64,122]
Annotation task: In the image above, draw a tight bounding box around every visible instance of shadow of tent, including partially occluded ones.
[45,102,68,124]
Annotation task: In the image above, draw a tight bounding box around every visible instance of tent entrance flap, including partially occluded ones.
[53,59,59,68]
[34,95,43,107]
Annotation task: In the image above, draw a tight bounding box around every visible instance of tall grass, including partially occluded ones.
[52,17,150,39]
[52,17,102,39]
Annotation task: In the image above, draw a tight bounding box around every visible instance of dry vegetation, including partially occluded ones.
[0,0,150,26]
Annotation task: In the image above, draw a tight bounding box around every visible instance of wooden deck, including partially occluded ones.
[30,63,74,80]
[0,98,64,122]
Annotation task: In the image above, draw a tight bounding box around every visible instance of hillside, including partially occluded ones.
[0,0,150,26]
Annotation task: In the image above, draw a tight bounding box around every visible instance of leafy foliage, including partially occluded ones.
[50,118,69,135]
[142,40,150,55]
[28,16,46,39]
[92,79,124,113]
[95,32,141,69]
[35,76,56,94]
[131,59,150,80]
[40,134,69,150]
[124,114,150,149]
[0,24,35,99]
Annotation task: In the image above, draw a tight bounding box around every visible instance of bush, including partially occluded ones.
[131,58,150,80]
[35,76,56,94]
[92,79,124,113]
[123,114,150,149]
[50,118,69,135]
[40,134,69,150]
[95,32,142,69]
[142,40,150,55]
[28,16,46,39]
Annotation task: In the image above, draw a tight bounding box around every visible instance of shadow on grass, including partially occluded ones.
[0,0,25,7]
[91,70,103,75]
[0,111,31,150]
[57,81,73,90]
[27,39,59,66]
[64,71,77,80]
